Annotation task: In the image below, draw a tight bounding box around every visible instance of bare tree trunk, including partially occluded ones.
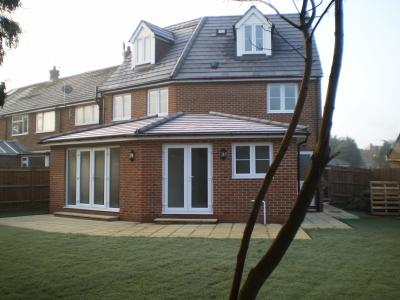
[236,1,344,299]
[229,2,315,299]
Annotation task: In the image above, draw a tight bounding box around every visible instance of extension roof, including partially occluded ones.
[100,13,323,92]
[0,140,28,156]
[40,112,308,145]
[0,66,118,116]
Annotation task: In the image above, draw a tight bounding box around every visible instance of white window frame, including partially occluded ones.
[243,24,265,54]
[135,35,152,65]
[65,146,120,212]
[232,142,273,179]
[75,104,99,126]
[112,94,131,121]
[147,88,168,116]
[11,114,29,136]
[36,111,55,133]
[267,83,298,114]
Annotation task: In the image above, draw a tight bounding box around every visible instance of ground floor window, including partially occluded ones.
[232,143,272,179]
[66,147,120,210]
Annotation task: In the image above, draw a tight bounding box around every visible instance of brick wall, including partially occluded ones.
[0,103,99,151]
[105,80,321,150]
[51,138,298,223]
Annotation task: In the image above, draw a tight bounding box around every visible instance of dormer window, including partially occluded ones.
[135,35,151,65]
[235,6,272,56]
[244,24,264,53]
[129,20,174,69]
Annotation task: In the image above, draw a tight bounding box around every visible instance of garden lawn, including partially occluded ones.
[0,214,399,300]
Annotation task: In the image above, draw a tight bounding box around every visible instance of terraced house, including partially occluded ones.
[6,6,324,223]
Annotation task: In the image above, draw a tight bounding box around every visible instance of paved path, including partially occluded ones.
[0,215,312,239]
[0,208,353,239]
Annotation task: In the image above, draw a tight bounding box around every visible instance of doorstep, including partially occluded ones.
[54,211,119,222]
[154,218,218,224]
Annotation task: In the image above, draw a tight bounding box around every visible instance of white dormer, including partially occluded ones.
[235,6,272,56]
[129,22,156,67]
[129,20,174,69]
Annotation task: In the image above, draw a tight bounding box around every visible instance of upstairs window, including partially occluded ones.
[244,25,264,53]
[267,83,297,113]
[75,104,99,126]
[12,114,28,136]
[113,94,131,121]
[232,143,272,179]
[135,36,151,65]
[148,88,168,115]
[36,111,55,133]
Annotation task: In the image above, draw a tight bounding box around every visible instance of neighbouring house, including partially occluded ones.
[0,66,117,168]
[387,134,400,168]
[41,6,323,223]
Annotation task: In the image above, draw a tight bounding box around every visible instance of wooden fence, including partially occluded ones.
[324,166,400,205]
[0,169,49,211]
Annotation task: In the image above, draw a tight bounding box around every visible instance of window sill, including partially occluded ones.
[112,117,131,122]
[36,130,55,134]
[232,174,266,179]
[11,132,28,136]
[64,205,120,213]
[75,122,99,126]
[267,110,295,114]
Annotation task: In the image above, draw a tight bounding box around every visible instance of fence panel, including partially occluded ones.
[0,169,49,211]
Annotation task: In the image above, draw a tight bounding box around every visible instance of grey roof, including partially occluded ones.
[101,18,201,92]
[0,140,27,156]
[100,14,322,92]
[0,66,118,116]
[143,21,175,43]
[41,112,308,144]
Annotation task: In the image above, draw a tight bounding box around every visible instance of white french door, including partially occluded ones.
[76,148,107,209]
[163,144,213,214]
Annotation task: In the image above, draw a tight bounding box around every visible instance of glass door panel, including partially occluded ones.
[109,148,120,208]
[93,150,105,206]
[167,148,185,208]
[190,148,208,208]
[79,151,90,204]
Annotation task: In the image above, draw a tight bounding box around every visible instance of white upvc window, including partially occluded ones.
[267,83,298,113]
[135,36,151,65]
[75,104,99,126]
[244,24,264,53]
[36,111,55,133]
[11,114,29,136]
[148,88,168,115]
[113,94,131,121]
[232,143,273,179]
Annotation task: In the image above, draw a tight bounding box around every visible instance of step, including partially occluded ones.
[154,218,218,224]
[54,211,119,222]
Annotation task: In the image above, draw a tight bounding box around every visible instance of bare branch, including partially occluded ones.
[310,0,335,37]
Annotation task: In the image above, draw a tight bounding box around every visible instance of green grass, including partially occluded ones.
[0,214,399,300]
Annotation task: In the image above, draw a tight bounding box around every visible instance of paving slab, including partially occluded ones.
[0,213,355,239]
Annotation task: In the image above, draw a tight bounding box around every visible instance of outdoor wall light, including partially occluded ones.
[220,148,227,160]
[129,149,136,161]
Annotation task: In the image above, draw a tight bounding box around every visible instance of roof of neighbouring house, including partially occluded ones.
[0,140,28,156]
[0,66,118,116]
[100,13,323,92]
[40,112,308,144]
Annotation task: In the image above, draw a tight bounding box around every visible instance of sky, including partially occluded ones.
[0,0,399,148]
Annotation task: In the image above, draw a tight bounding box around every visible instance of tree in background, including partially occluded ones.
[0,0,22,107]
[330,136,363,167]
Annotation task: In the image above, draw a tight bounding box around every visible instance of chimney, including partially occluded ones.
[49,66,60,81]
[122,42,131,60]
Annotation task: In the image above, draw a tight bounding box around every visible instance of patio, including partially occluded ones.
[0,208,353,239]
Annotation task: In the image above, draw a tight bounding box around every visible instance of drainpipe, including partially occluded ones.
[297,135,309,193]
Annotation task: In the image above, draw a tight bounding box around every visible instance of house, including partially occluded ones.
[41,6,323,223]
[387,134,400,168]
[0,66,117,168]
